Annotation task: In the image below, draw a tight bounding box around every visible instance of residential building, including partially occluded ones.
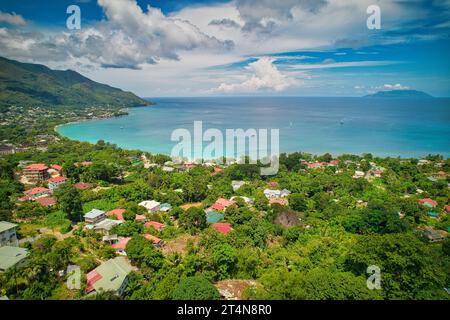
[139,200,161,212]
[107,209,126,222]
[48,176,67,191]
[86,257,133,296]
[269,198,289,206]
[280,189,291,197]
[144,234,164,247]
[419,198,438,208]
[0,221,18,246]
[25,187,51,200]
[0,246,28,272]
[84,209,106,224]
[421,227,446,243]
[206,211,224,224]
[93,219,122,235]
[35,197,56,207]
[212,223,232,235]
[23,163,49,182]
[264,189,281,199]
[144,221,166,231]
[231,180,246,191]
[210,198,235,211]
[74,182,93,190]
[159,203,172,212]
[111,237,132,255]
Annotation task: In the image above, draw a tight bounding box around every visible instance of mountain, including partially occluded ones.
[0,56,150,108]
[364,89,433,98]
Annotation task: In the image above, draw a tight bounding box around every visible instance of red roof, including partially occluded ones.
[51,164,62,171]
[269,198,288,206]
[25,163,48,171]
[419,198,438,207]
[211,203,225,211]
[135,214,146,222]
[73,182,93,190]
[86,270,102,293]
[111,237,131,250]
[436,171,446,176]
[329,160,340,165]
[445,205,450,213]
[36,197,56,207]
[211,167,222,176]
[48,176,67,183]
[26,187,50,196]
[144,234,162,244]
[212,223,232,235]
[306,162,325,169]
[268,181,279,188]
[107,209,125,221]
[145,221,166,231]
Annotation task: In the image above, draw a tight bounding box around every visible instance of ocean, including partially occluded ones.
[56,97,450,159]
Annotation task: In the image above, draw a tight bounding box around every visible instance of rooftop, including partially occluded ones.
[0,246,28,271]
[84,209,106,219]
[24,163,48,171]
[0,221,17,233]
[86,257,132,293]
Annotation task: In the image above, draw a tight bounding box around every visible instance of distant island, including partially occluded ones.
[0,56,150,109]
[364,89,433,98]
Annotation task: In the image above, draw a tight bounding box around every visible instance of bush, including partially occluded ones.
[172,276,220,300]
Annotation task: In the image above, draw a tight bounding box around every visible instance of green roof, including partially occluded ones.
[0,246,28,271]
[91,257,132,293]
[0,221,17,234]
[207,211,224,224]
[428,211,439,217]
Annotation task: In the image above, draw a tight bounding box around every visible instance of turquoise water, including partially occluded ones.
[57,97,450,158]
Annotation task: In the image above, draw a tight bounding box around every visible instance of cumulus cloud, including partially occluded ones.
[213,57,296,93]
[0,11,26,26]
[382,83,410,90]
[236,0,328,33]
[0,0,234,68]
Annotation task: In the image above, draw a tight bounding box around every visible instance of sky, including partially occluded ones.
[0,0,449,97]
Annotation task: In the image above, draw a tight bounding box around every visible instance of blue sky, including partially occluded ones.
[0,0,449,97]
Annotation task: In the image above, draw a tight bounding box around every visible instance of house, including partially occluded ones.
[48,176,67,190]
[329,160,340,166]
[159,203,172,212]
[107,209,126,222]
[206,211,224,224]
[421,227,446,243]
[23,163,49,182]
[211,167,222,176]
[79,161,94,166]
[269,198,288,206]
[231,180,246,191]
[162,166,174,173]
[419,198,438,208]
[211,198,235,211]
[0,246,28,272]
[144,221,166,231]
[139,200,161,212]
[135,214,146,223]
[144,234,164,247]
[51,164,62,171]
[84,209,106,224]
[93,219,122,235]
[353,171,365,179]
[111,237,132,255]
[264,189,281,199]
[86,257,133,296]
[35,197,56,207]
[25,187,51,200]
[73,182,93,190]
[368,169,383,178]
[445,205,450,213]
[212,223,232,235]
[0,221,18,247]
[0,145,15,156]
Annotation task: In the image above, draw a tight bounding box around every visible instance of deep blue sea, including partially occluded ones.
[56,97,450,158]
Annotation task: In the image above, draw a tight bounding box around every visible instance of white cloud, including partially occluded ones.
[382,83,410,90]
[0,11,26,26]
[212,57,296,93]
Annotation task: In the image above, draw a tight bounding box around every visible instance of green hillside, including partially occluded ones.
[0,56,150,109]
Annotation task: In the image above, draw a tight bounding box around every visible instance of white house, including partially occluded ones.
[264,189,281,199]
[231,180,246,192]
[48,176,67,191]
[139,200,161,213]
[280,189,291,198]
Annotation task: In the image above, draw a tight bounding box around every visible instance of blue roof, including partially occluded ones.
[207,211,224,224]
